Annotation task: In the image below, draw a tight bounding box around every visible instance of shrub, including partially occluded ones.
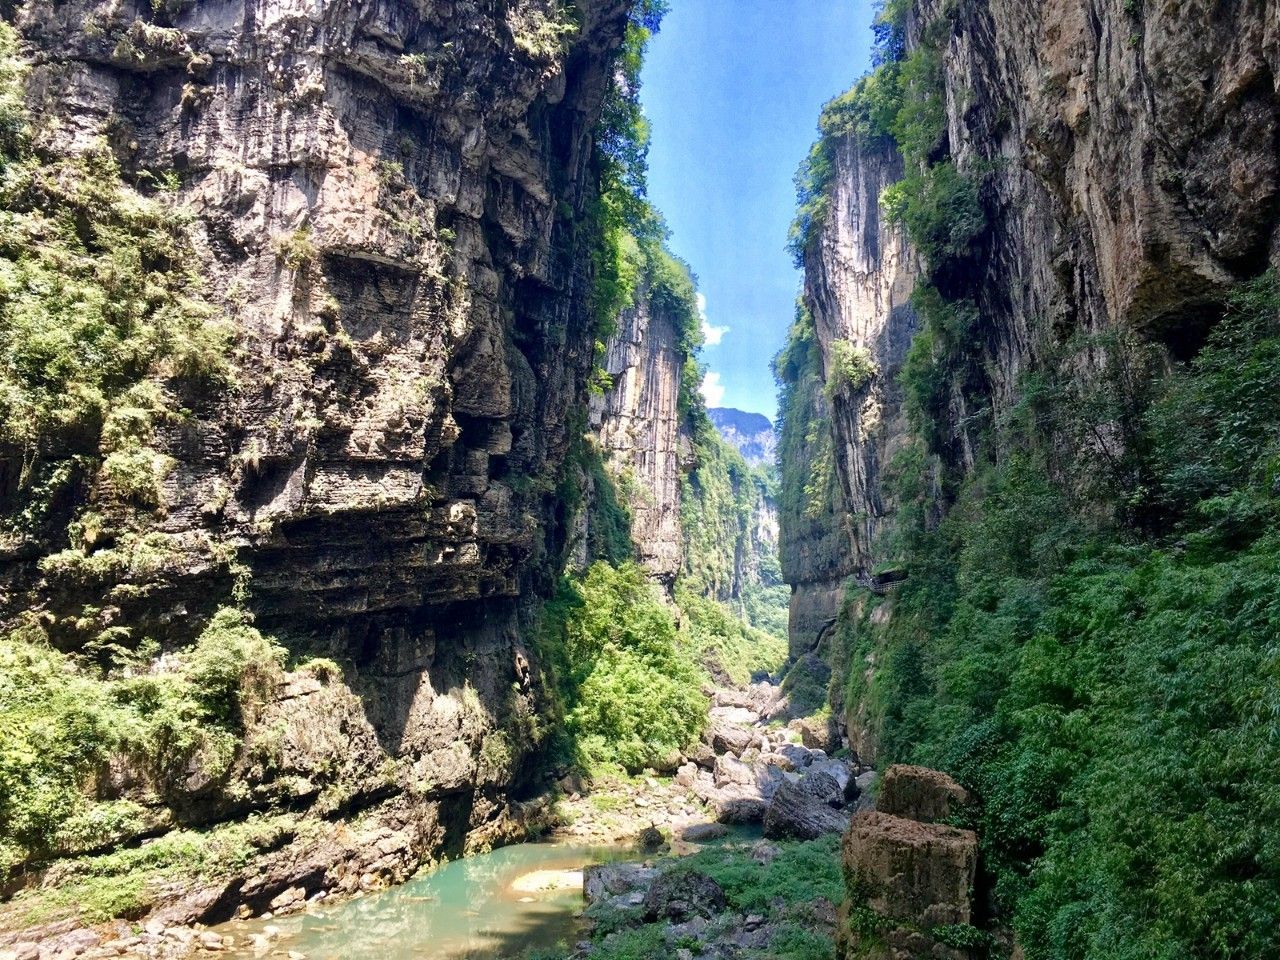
[826,338,876,398]
[675,833,844,915]
[852,275,1280,958]
[882,162,984,272]
[508,2,579,60]
[676,586,787,686]
[535,562,706,772]
[0,608,286,881]
[0,21,230,546]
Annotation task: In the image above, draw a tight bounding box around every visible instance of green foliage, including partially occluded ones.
[509,1,579,60]
[676,586,787,686]
[825,339,876,398]
[740,579,790,640]
[9,813,304,926]
[680,433,755,599]
[182,608,287,727]
[585,444,637,566]
[782,655,832,719]
[774,305,846,569]
[675,834,844,915]
[882,162,984,271]
[0,609,284,881]
[534,562,706,773]
[854,276,1280,959]
[0,21,230,547]
[567,837,842,960]
[1147,277,1280,517]
[273,227,315,270]
[578,923,668,960]
[768,924,836,960]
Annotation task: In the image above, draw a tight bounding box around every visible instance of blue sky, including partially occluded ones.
[640,1,876,419]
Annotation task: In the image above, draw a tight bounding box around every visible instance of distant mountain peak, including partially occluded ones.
[709,407,776,467]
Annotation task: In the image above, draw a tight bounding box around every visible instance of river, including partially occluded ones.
[220,840,635,960]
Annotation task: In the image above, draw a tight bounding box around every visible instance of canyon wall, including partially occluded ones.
[589,278,688,583]
[778,135,919,659]
[0,0,632,902]
[782,0,1280,658]
[589,270,785,616]
[783,1,1280,953]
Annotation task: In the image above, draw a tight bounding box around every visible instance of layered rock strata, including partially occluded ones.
[0,0,632,912]
[782,0,1280,728]
[590,279,688,582]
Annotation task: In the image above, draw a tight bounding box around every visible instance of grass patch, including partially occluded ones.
[9,813,304,926]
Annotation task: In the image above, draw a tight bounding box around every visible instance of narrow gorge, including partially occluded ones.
[1,1,1278,959]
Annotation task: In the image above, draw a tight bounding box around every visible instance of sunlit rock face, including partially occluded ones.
[781,133,920,659]
[0,0,630,865]
[590,279,688,583]
[910,0,1280,465]
[709,408,776,468]
[784,0,1280,640]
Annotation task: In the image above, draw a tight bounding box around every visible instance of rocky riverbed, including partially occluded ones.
[556,680,876,960]
[1,679,869,960]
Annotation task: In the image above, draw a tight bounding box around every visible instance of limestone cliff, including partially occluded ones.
[0,0,633,918]
[783,0,1280,650]
[783,0,1280,953]
[589,276,688,583]
[777,132,920,658]
[587,262,785,626]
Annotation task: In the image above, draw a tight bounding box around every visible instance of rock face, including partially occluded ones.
[876,764,970,825]
[590,278,689,582]
[804,137,919,577]
[838,767,979,960]
[762,771,849,841]
[589,287,783,607]
[784,4,1280,945]
[781,0,1280,740]
[0,0,631,895]
[708,408,777,467]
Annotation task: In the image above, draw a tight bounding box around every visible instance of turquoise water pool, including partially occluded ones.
[220,840,634,960]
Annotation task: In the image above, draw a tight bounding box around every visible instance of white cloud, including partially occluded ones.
[700,370,726,408]
[697,292,730,347]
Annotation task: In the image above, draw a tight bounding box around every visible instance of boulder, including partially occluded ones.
[713,753,754,788]
[684,741,717,770]
[797,770,844,807]
[583,863,657,904]
[763,774,849,840]
[789,713,841,752]
[876,765,969,824]
[777,743,816,769]
[680,822,729,842]
[714,792,769,824]
[706,719,753,756]
[750,760,790,800]
[806,758,854,794]
[637,824,666,853]
[642,870,727,922]
[710,705,760,726]
[851,770,877,811]
[838,810,978,959]
[675,761,702,789]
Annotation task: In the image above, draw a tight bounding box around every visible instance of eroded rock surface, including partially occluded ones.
[0,0,633,935]
[837,767,979,960]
